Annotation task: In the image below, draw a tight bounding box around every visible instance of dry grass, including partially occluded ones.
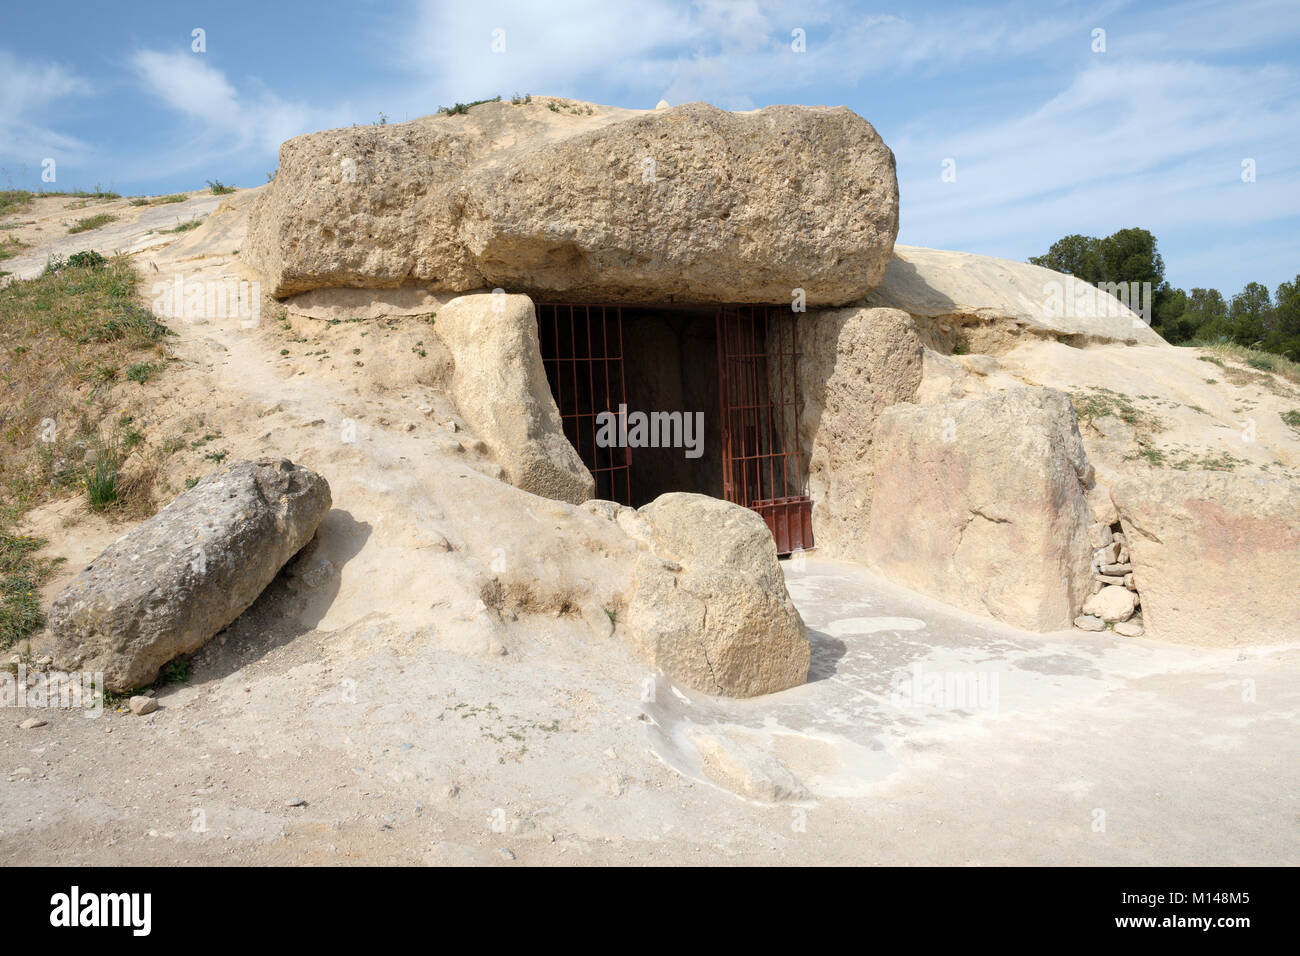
[0,251,170,519]
[0,234,29,262]
[0,251,173,646]
[0,189,120,219]
[1190,341,1300,389]
[1069,386,1164,433]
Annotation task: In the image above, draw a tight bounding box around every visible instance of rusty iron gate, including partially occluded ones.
[716,305,813,556]
[535,303,632,504]
[536,301,812,554]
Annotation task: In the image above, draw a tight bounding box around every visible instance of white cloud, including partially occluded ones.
[402,0,1300,117]
[127,50,349,176]
[1117,0,1300,56]
[0,50,94,176]
[397,0,1107,110]
[131,51,243,127]
[894,58,1300,258]
[399,0,701,107]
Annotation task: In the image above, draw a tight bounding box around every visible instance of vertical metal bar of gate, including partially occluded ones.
[716,304,813,556]
[536,303,631,505]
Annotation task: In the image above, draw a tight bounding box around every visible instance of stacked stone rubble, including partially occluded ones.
[1074,518,1144,636]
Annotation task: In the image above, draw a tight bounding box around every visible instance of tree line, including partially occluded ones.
[1028,227,1300,359]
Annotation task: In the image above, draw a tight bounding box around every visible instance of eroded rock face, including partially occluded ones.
[594,493,810,697]
[866,388,1096,631]
[797,306,924,558]
[246,99,898,306]
[50,459,331,691]
[1113,471,1300,645]
[435,292,593,504]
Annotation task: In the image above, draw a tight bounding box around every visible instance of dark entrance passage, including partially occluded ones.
[535,301,813,555]
[619,306,722,507]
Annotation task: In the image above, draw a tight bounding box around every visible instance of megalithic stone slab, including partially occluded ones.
[245,99,898,306]
[49,458,331,692]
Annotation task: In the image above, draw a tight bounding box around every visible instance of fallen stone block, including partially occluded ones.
[50,458,331,692]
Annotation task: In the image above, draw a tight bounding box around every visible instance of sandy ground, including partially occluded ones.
[3,555,1296,865]
[2,190,1297,866]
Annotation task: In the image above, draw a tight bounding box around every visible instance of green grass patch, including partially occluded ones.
[157,218,203,234]
[1125,446,1167,467]
[1069,386,1161,431]
[0,190,36,217]
[84,438,122,511]
[61,189,120,200]
[1,189,120,219]
[125,361,158,384]
[158,657,192,684]
[0,251,170,518]
[206,180,236,195]
[131,194,187,207]
[0,526,61,650]
[1169,451,1249,472]
[0,234,29,261]
[8,252,170,348]
[1282,410,1300,433]
[67,213,116,234]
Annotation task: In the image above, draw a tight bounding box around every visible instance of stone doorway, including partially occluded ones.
[535,301,813,555]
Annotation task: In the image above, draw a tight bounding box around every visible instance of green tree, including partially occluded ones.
[1227,281,1273,347]
[1268,275,1300,358]
[1154,287,1190,341]
[1031,229,1294,358]
[1029,234,1102,282]
[1174,287,1229,343]
[1031,227,1173,332]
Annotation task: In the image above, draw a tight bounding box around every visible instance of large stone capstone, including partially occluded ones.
[49,459,331,691]
[245,97,898,306]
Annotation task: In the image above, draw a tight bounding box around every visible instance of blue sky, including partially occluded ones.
[2,0,1297,294]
